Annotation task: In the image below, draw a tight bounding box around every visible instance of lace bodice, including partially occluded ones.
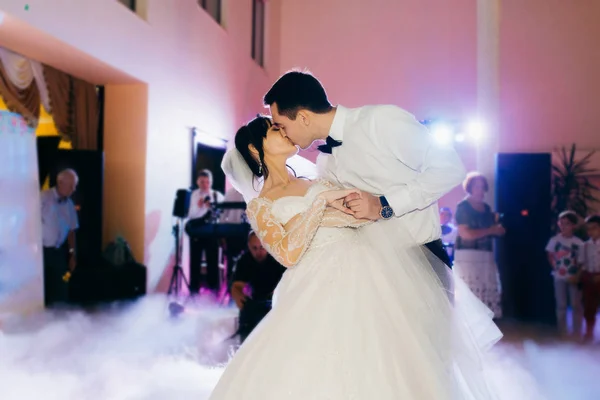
[268,184,323,225]
[245,180,371,267]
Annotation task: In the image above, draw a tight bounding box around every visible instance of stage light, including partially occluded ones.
[422,117,486,144]
[466,120,485,140]
[431,123,454,144]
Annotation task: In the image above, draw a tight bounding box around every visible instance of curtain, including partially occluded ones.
[72,77,99,150]
[43,64,73,140]
[43,64,99,150]
[0,49,40,127]
[0,46,99,149]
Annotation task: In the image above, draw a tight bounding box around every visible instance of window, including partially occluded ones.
[252,0,265,67]
[117,0,136,11]
[199,0,222,24]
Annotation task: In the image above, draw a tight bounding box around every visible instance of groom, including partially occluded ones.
[263,71,465,272]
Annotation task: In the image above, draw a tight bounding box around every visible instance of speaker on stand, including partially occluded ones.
[495,153,555,324]
[168,189,192,297]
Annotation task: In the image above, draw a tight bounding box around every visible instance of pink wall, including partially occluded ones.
[279,0,477,119]
[279,0,478,215]
[499,0,600,152]
[279,0,600,215]
[0,0,281,289]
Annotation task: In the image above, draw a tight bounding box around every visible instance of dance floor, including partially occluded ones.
[486,321,600,400]
[0,296,598,400]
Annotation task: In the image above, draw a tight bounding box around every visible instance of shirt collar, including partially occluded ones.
[328,105,347,142]
[52,187,71,204]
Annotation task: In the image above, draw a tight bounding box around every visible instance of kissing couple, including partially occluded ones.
[209,71,502,400]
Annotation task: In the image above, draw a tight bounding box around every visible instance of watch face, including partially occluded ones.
[381,206,394,219]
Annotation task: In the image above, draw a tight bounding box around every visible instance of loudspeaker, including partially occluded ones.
[496,153,554,324]
[50,150,104,265]
[173,189,191,218]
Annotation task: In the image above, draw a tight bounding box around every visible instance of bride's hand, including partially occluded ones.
[318,189,360,214]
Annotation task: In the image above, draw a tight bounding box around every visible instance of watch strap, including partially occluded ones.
[379,196,390,207]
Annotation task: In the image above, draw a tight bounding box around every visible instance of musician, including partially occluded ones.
[188,169,224,295]
[231,231,286,343]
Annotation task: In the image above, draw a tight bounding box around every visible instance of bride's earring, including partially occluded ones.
[258,162,263,175]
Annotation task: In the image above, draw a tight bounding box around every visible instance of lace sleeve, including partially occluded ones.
[246,197,327,268]
[321,208,373,228]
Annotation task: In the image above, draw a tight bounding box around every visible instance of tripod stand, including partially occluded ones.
[168,219,191,297]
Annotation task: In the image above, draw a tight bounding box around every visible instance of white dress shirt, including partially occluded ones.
[583,239,600,273]
[188,189,224,219]
[441,223,458,245]
[40,187,79,248]
[317,105,466,244]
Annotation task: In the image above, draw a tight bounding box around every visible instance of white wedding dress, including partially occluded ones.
[209,181,501,400]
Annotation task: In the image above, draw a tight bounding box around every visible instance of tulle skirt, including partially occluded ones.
[209,221,502,399]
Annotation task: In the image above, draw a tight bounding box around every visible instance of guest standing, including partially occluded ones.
[40,168,79,307]
[546,211,585,336]
[581,215,600,340]
[454,172,505,318]
[439,206,458,261]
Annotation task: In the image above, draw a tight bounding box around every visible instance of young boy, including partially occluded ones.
[546,211,585,336]
[582,215,600,341]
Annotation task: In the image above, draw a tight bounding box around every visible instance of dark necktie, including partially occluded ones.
[317,136,342,154]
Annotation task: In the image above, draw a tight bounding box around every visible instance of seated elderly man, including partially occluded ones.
[230,231,286,343]
[40,168,79,307]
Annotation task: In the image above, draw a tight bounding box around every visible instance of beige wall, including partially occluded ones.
[103,84,148,263]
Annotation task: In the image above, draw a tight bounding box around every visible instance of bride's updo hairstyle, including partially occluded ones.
[235,115,272,180]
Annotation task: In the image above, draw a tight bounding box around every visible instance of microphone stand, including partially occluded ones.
[167,218,191,297]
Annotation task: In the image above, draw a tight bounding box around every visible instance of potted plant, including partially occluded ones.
[551,144,600,237]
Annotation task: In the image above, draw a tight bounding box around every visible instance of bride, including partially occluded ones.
[210,116,502,399]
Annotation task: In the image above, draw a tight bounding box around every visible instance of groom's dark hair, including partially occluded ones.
[264,70,332,120]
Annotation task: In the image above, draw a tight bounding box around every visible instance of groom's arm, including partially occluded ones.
[374,106,466,218]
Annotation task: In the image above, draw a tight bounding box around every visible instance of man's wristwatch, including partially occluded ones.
[379,196,394,220]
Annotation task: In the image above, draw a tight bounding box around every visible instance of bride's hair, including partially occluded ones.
[235,115,272,180]
[235,115,299,183]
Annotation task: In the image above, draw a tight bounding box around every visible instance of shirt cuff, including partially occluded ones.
[385,183,421,217]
